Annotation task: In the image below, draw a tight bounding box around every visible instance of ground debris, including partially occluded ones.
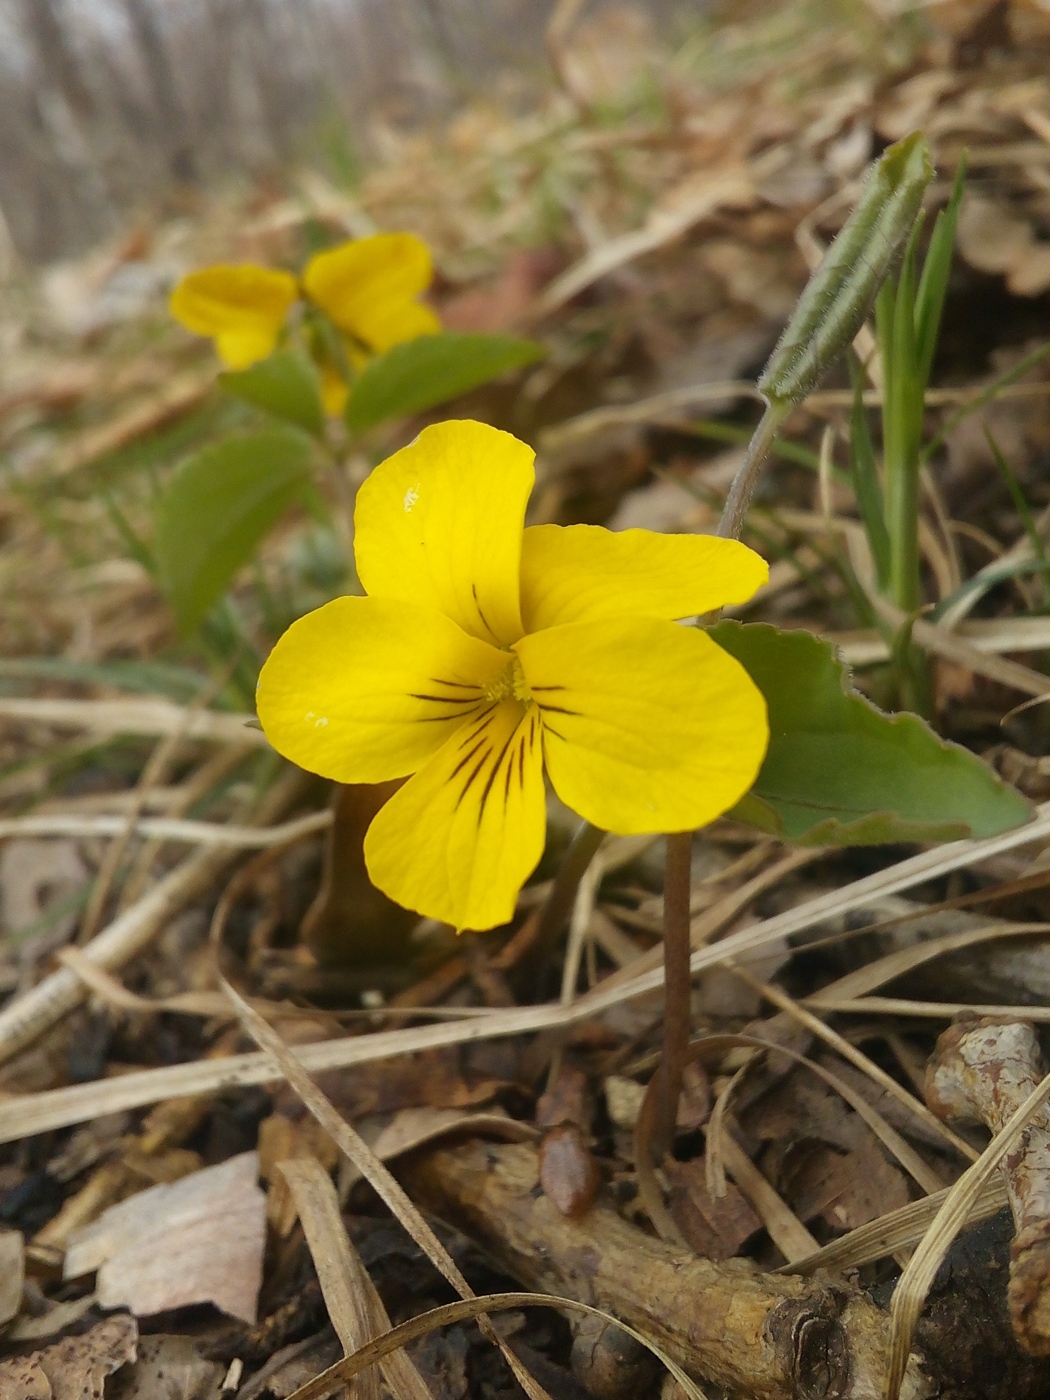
[0,1313,137,1400]
[63,1153,265,1324]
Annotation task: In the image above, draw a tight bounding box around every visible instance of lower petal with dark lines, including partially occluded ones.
[363,700,546,931]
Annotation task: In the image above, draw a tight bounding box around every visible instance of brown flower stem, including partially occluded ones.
[652,830,693,1159]
[645,407,783,1155]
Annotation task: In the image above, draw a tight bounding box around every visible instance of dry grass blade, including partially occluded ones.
[829,616,1050,665]
[597,847,821,996]
[0,810,332,846]
[636,1032,940,1262]
[78,726,185,946]
[0,844,236,1067]
[219,976,555,1400]
[784,1175,1009,1277]
[807,920,1050,1005]
[731,966,979,1161]
[282,1292,708,1400]
[533,160,775,314]
[704,1063,750,1202]
[0,696,268,746]
[279,1157,432,1400]
[814,996,1050,1021]
[884,1066,1050,1400]
[0,769,307,1067]
[118,744,259,912]
[557,838,603,1006]
[719,1132,820,1263]
[54,946,232,1018]
[5,804,1050,1144]
[538,381,762,451]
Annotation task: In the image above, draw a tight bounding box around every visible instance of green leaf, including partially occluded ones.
[155,426,314,634]
[758,132,933,406]
[709,620,1033,845]
[219,350,325,435]
[345,332,546,433]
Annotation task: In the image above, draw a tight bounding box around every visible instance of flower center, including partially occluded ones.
[484,655,532,706]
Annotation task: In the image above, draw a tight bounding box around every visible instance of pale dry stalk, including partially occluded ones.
[401,1138,927,1400]
[0,769,308,1067]
[926,1014,1050,1353]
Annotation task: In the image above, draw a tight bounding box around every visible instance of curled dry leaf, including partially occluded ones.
[956,194,1050,296]
[64,1152,265,1324]
[0,1313,138,1400]
[664,1157,761,1260]
[536,1062,592,1130]
[539,1123,600,1219]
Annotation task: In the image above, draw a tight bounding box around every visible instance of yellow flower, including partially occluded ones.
[318,362,350,418]
[302,233,441,355]
[257,420,769,931]
[169,265,299,369]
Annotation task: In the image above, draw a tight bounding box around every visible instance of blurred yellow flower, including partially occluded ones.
[169,264,298,369]
[302,232,441,355]
[256,420,769,931]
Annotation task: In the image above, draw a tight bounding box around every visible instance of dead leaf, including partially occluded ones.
[236,1334,342,1400]
[780,1142,911,1233]
[0,838,87,948]
[341,1105,536,1196]
[107,1334,223,1400]
[258,1113,339,1238]
[665,1156,762,1259]
[539,1124,600,1219]
[64,1152,265,1324]
[0,1313,137,1400]
[441,249,563,332]
[536,1064,592,1130]
[875,70,959,139]
[306,1046,507,1121]
[604,1075,647,1132]
[957,193,1050,295]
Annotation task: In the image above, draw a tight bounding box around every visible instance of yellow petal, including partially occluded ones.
[256,595,506,783]
[514,617,768,834]
[319,363,349,417]
[302,233,440,352]
[170,265,298,368]
[364,700,546,930]
[519,524,768,633]
[354,420,533,646]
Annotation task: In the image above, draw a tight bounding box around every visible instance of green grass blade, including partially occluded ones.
[985,427,1047,567]
[914,155,965,386]
[882,227,924,613]
[923,338,1050,461]
[928,556,1050,621]
[848,358,891,587]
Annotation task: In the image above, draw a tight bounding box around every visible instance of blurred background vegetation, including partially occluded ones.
[0,0,695,262]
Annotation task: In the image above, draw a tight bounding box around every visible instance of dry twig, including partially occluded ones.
[927,1015,1050,1353]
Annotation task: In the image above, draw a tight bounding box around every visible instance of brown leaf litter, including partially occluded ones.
[5,3,1050,1398]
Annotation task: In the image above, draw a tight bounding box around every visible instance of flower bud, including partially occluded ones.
[758,131,933,406]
